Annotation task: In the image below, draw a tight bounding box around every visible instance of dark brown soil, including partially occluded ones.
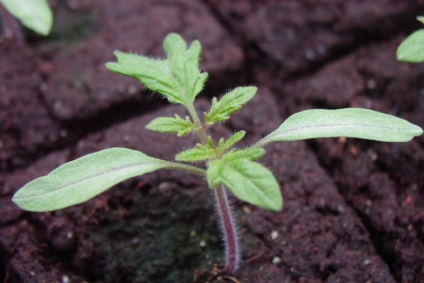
[1,1,424,282]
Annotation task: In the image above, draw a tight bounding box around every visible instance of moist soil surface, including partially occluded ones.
[1,1,424,282]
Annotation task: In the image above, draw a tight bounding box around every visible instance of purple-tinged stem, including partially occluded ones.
[214,184,240,273]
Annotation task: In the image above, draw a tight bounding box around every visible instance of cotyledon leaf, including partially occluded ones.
[12,148,204,212]
[255,108,423,147]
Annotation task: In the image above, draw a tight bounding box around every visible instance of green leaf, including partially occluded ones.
[397,29,424,63]
[221,131,246,150]
[106,52,183,104]
[164,33,208,103]
[255,108,423,147]
[146,115,196,136]
[207,158,282,211]
[417,16,424,25]
[205,87,257,124]
[176,144,215,162]
[0,0,53,35]
[224,148,265,161]
[12,148,204,212]
[106,33,208,106]
[215,131,246,156]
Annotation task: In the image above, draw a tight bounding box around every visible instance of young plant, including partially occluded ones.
[397,16,424,63]
[0,0,52,37]
[12,33,423,273]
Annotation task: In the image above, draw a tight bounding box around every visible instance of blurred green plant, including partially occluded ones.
[0,0,52,35]
[397,16,424,63]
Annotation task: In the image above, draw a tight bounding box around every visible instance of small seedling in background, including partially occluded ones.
[397,16,424,63]
[0,0,53,35]
[12,33,423,273]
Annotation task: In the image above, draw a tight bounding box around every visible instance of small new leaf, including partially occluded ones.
[256,108,424,147]
[216,131,246,156]
[205,87,257,124]
[224,148,265,162]
[146,115,196,136]
[106,33,208,106]
[222,131,246,150]
[12,148,201,212]
[0,0,53,35]
[176,144,215,162]
[207,158,282,211]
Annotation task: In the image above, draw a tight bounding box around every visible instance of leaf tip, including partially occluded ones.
[104,62,115,71]
[11,192,20,207]
[270,197,283,212]
[164,32,187,51]
[412,124,424,137]
[11,185,40,212]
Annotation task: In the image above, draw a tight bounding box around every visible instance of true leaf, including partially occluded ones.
[106,52,184,104]
[164,33,208,103]
[205,87,257,124]
[255,108,423,147]
[222,131,246,150]
[224,148,265,162]
[207,158,282,211]
[418,16,424,25]
[216,131,246,155]
[176,144,215,162]
[397,29,424,63]
[106,33,207,106]
[0,0,53,35]
[146,115,196,136]
[12,148,203,212]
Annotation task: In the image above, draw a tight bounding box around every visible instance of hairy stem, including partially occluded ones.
[186,102,209,144]
[188,101,240,272]
[214,184,240,273]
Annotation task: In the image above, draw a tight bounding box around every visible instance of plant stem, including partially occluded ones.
[214,184,240,273]
[187,102,240,272]
[186,102,209,144]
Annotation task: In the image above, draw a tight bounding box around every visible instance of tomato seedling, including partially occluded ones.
[13,33,423,273]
